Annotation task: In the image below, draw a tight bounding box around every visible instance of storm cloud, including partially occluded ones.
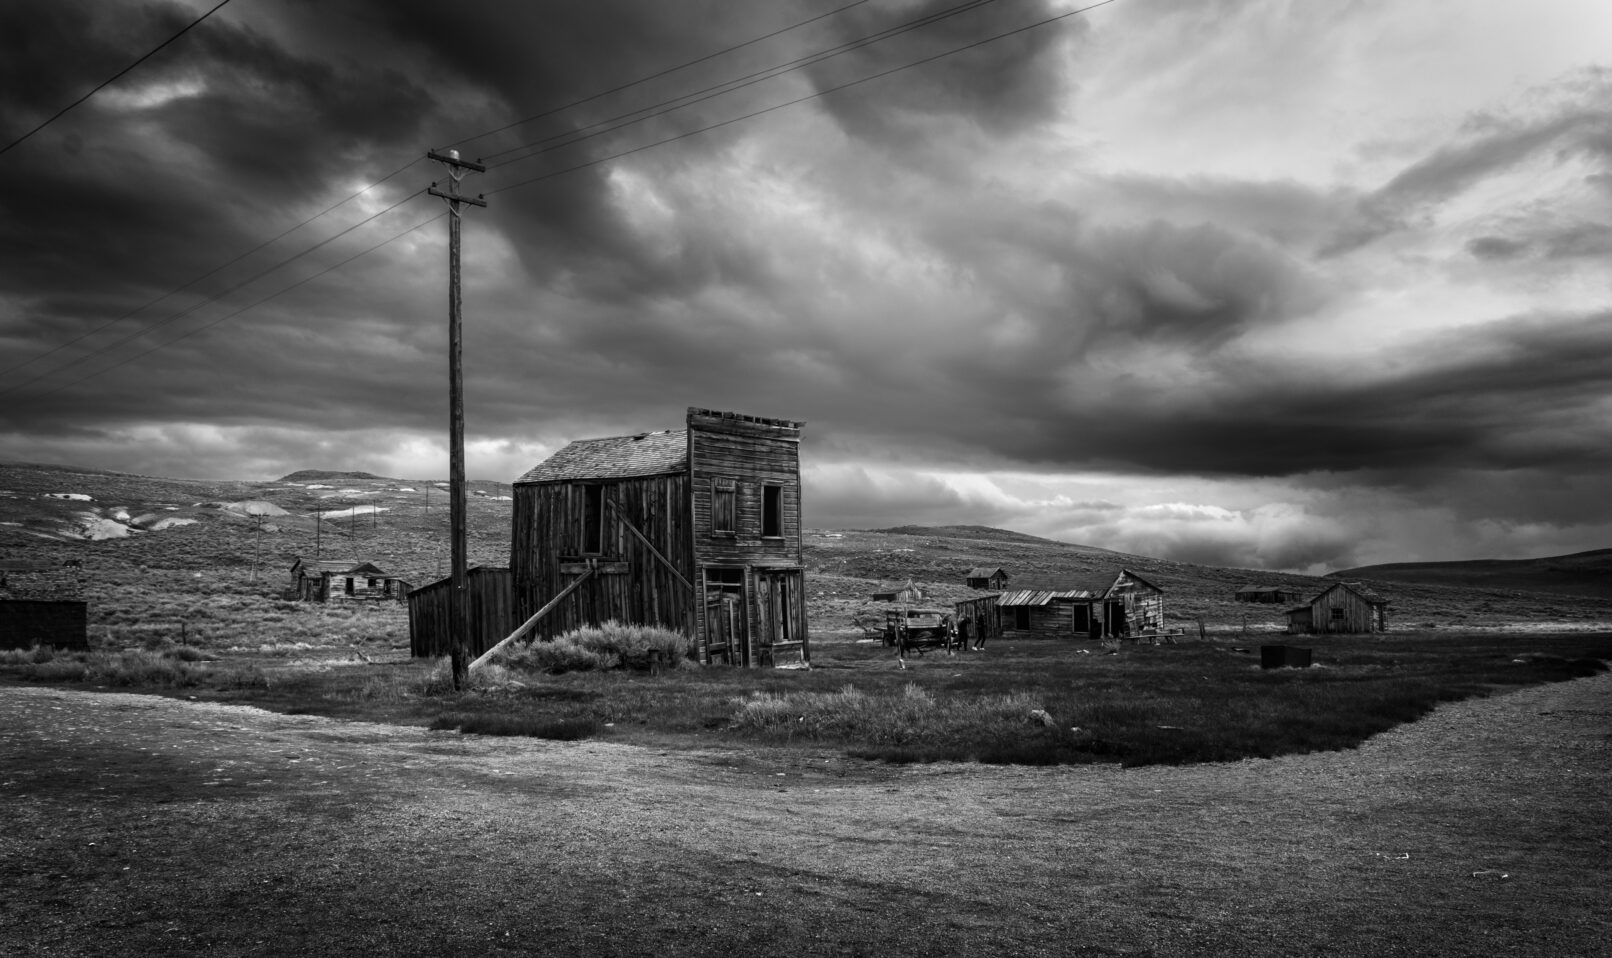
[3,0,1610,572]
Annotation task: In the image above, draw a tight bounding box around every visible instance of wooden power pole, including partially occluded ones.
[428,148,486,690]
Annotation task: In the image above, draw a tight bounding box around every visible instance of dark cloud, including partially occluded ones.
[1467,236,1527,260]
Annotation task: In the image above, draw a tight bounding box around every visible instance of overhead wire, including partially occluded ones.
[477,0,1005,171]
[0,0,237,159]
[7,1,879,391]
[14,0,1119,399]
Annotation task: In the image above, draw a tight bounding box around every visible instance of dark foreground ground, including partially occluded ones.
[2,672,1609,958]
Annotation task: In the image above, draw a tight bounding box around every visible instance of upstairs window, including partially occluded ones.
[762,483,783,538]
[582,484,604,554]
[712,478,736,536]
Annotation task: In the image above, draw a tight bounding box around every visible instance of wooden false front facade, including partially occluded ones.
[509,408,808,667]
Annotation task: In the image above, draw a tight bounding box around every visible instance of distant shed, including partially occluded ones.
[964,567,1009,590]
[291,558,409,602]
[1236,585,1298,604]
[408,566,515,660]
[871,580,924,603]
[1287,581,1389,634]
[994,568,1166,640]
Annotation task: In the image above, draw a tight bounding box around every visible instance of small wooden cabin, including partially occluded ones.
[1236,585,1297,604]
[510,407,808,667]
[965,567,1009,590]
[291,558,409,602]
[0,560,87,651]
[408,566,515,659]
[994,569,1166,640]
[1287,582,1388,634]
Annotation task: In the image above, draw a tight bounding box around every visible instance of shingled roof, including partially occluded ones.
[516,430,688,483]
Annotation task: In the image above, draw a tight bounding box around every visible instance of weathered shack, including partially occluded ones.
[0,560,87,650]
[290,558,409,602]
[993,569,1166,640]
[408,566,515,659]
[510,407,808,667]
[1287,581,1388,634]
[964,567,1009,590]
[1236,585,1298,604]
[871,579,923,603]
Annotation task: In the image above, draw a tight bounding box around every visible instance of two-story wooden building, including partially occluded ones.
[510,408,807,667]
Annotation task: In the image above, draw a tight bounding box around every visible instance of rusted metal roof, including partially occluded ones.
[515,430,688,483]
[995,589,1097,607]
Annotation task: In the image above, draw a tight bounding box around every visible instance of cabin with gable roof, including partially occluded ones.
[509,407,808,667]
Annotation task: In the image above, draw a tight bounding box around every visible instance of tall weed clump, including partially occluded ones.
[498,620,694,674]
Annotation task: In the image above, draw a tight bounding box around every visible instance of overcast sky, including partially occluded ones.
[3,0,1610,572]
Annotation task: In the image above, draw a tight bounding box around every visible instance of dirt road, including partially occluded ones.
[2,674,1609,957]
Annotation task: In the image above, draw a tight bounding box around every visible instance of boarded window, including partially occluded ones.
[712,478,736,535]
[762,484,782,538]
[582,484,604,554]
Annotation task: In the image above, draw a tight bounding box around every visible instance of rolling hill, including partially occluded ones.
[1333,549,1612,600]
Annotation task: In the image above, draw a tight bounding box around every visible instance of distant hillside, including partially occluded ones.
[1333,549,1612,599]
[870,525,1107,549]
[280,470,391,483]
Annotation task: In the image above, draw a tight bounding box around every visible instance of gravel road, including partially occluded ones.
[2,673,1609,957]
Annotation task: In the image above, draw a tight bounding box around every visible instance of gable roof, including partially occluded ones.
[1314,580,1389,605]
[292,558,394,577]
[997,589,1094,607]
[965,566,1007,579]
[516,430,688,483]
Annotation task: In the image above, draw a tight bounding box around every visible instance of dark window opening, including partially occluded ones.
[712,478,736,536]
[582,484,604,554]
[1071,605,1090,632]
[762,484,783,537]
[1012,607,1031,630]
[344,577,354,595]
[1330,606,1345,621]
[706,567,745,586]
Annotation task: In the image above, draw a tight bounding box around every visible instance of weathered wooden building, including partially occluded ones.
[510,407,808,667]
[951,593,1001,644]
[1236,585,1298,604]
[408,566,515,659]
[1286,581,1389,634]
[993,569,1167,640]
[964,567,1009,590]
[290,558,409,602]
[870,579,924,603]
[0,560,87,651]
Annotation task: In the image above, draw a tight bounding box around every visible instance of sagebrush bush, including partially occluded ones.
[496,620,694,675]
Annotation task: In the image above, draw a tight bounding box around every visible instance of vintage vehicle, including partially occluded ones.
[882,609,955,655]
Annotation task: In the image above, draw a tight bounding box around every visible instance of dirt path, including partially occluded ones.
[2,675,1609,958]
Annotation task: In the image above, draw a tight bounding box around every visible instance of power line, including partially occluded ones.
[480,0,1004,170]
[0,188,431,398]
[21,206,449,401]
[0,0,236,159]
[489,0,1119,197]
[15,0,1119,397]
[8,1,876,389]
[441,0,871,155]
[0,157,427,380]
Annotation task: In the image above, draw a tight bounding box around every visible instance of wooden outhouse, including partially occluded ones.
[290,558,409,602]
[1287,582,1388,634]
[511,407,808,667]
[965,567,1009,590]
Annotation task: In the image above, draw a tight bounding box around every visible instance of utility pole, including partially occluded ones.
[428,148,486,690]
[315,508,322,560]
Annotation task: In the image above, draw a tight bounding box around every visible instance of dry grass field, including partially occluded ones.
[3,462,1611,955]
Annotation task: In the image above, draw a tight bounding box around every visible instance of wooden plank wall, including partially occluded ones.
[1310,586,1384,633]
[687,412,805,663]
[952,595,1000,642]
[0,600,88,651]
[407,568,515,658]
[511,475,694,641]
[1001,601,1094,639]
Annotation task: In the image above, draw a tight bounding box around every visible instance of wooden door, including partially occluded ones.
[755,569,807,666]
